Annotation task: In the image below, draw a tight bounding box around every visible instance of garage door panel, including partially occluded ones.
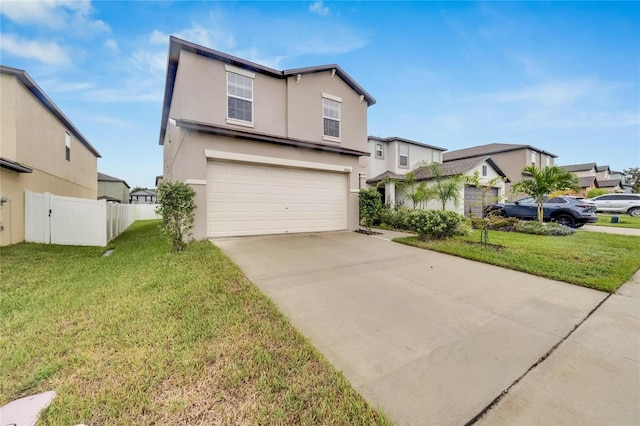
[207,160,347,237]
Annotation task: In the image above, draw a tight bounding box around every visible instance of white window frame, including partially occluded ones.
[65,132,71,161]
[375,143,384,159]
[546,155,551,167]
[531,152,536,167]
[482,165,488,176]
[399,143,409,168]
[322,93,341,142]
[226,65,255,128]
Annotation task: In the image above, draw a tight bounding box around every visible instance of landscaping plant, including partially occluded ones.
[511,166,580,224]
[155,181,196,252]
[404,210,464,240]
[466,170,507,246]
[359,187,382,234]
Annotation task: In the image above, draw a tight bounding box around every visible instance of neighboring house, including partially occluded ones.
[368,156,508,217]
[130,188,156,204]
[0,65,101,246]
[98,172,130,203]
[561,163,624,194]
[367,136,446,205]
[158,37,375,238]
[443,143,557,197]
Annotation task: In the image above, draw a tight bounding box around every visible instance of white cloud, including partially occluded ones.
[0,0,110,34]
[105,39,119,52]
[0,34,71,65]
[90,114,133,128]
[309,0,329,16]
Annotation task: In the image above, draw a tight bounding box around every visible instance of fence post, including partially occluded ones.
[44,192,51,244]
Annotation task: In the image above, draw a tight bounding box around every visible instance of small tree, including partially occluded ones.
[622,167,640,193]
[427,163,464,211]
[466,170,507,245]
[359,187,382,234]
[511,166,579,224]
[155,181,196,252]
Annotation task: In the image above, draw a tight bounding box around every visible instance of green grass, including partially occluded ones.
[395,229,640,293]
[0,221,390,425]
[592,214,640,229]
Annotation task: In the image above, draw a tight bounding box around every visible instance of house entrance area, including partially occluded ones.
[206,160,348,237]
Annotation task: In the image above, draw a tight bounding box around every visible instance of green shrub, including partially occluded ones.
[513,221,576,236]
[455,219,473,236]
[472,215,519,232]
[377,205,411,230]
[404,210,464,240]
[586,188,608,199]
[359,187,382,234]
[155,181,196,252]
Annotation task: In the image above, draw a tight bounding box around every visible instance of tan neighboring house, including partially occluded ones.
[159,37,375,238]
[130,188,156,204]
[561,163,624,195]
[0,65,101,246]
[443,143,557,198]
[98,172,130,203]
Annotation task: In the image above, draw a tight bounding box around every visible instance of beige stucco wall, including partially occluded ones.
[170,51,288,137]
[164,130,362,240]
[0,73,98,246]
[367,139,444,179]
[286,72,368,152]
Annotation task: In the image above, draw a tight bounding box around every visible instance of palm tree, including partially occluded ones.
[427,163,464,211]
[511,165,579,224]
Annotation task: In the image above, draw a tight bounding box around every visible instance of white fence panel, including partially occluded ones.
[50,195,106,246]
[135,204,159,220]
[24,190,50,243]
[24,192,158,246]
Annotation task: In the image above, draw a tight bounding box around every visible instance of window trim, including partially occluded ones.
[531,151,536,167]
[399,143,409,168]
[226,65,254,127]
[482,165,488,177]
[65,132,71,161]
[375,143,384,159]
[322,93,341,142]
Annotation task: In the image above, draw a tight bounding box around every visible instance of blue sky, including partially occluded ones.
[1,0,638,188]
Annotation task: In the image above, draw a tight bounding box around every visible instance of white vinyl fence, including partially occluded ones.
[25,191,159,246]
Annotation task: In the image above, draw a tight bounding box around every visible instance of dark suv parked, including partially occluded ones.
[587,193,640,217]
[484,196,598,228]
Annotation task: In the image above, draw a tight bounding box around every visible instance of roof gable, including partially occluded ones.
[368,136,447,151]
[443,143,556,161]
[98,172,130,188]
[561,163,597,172]
[0,65,101,158]
[159,36,375,145]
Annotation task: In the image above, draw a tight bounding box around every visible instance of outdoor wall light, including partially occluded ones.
[0,196,9,205]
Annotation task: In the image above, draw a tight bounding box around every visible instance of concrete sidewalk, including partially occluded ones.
[582,224,640,236]
[214,231,628,425]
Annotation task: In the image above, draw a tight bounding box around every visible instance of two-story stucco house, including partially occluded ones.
[443,143,557,198]
[561,163,624,195]
[98,172,130,203]
[158,37,375,239]
[0,65,101,246]
[366,136,447,205]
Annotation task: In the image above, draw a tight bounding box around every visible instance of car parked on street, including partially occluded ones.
[587,193,640,217]
[484,195,598,228]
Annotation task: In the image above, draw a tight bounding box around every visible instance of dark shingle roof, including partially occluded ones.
[443,143,556,161]
[578,176,598,188]
[98,172,130,188]
[596,165,610,172]
[598,179,623,188]
[366,157,509,185]
[561,163,597,172]
[368,136,447,151]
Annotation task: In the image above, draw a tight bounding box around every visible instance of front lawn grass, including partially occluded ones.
[395,229,640,293]
[592,214,640,229]
[0,221,390,425]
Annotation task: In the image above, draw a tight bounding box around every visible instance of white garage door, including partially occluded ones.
[207,160,348,237]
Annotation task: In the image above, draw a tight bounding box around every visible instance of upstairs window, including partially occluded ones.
[322,93,341,141]
[226,66,254,125]
[482,165,488,176]
[375,143,384,159]
[546,155,551,167]
[65,132,71,161]
[399,144,409,168]
[531,152,536,167]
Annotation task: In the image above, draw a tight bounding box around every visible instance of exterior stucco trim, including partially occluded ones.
[177,119,369,157]
[185,179,207,185]
[205,150,352,173]
[0,157,33,173]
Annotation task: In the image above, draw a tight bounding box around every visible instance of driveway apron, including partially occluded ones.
[214,231,608,425]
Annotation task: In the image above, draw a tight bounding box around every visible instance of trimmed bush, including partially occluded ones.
[404,210,464,240]
[586,188,608,199]
[359,187,382,234]
[471,215,519,232]
[155,181,196,252]
[513,221,576,236]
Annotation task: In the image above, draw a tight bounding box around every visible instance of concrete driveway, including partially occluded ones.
[214,231,637,425]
